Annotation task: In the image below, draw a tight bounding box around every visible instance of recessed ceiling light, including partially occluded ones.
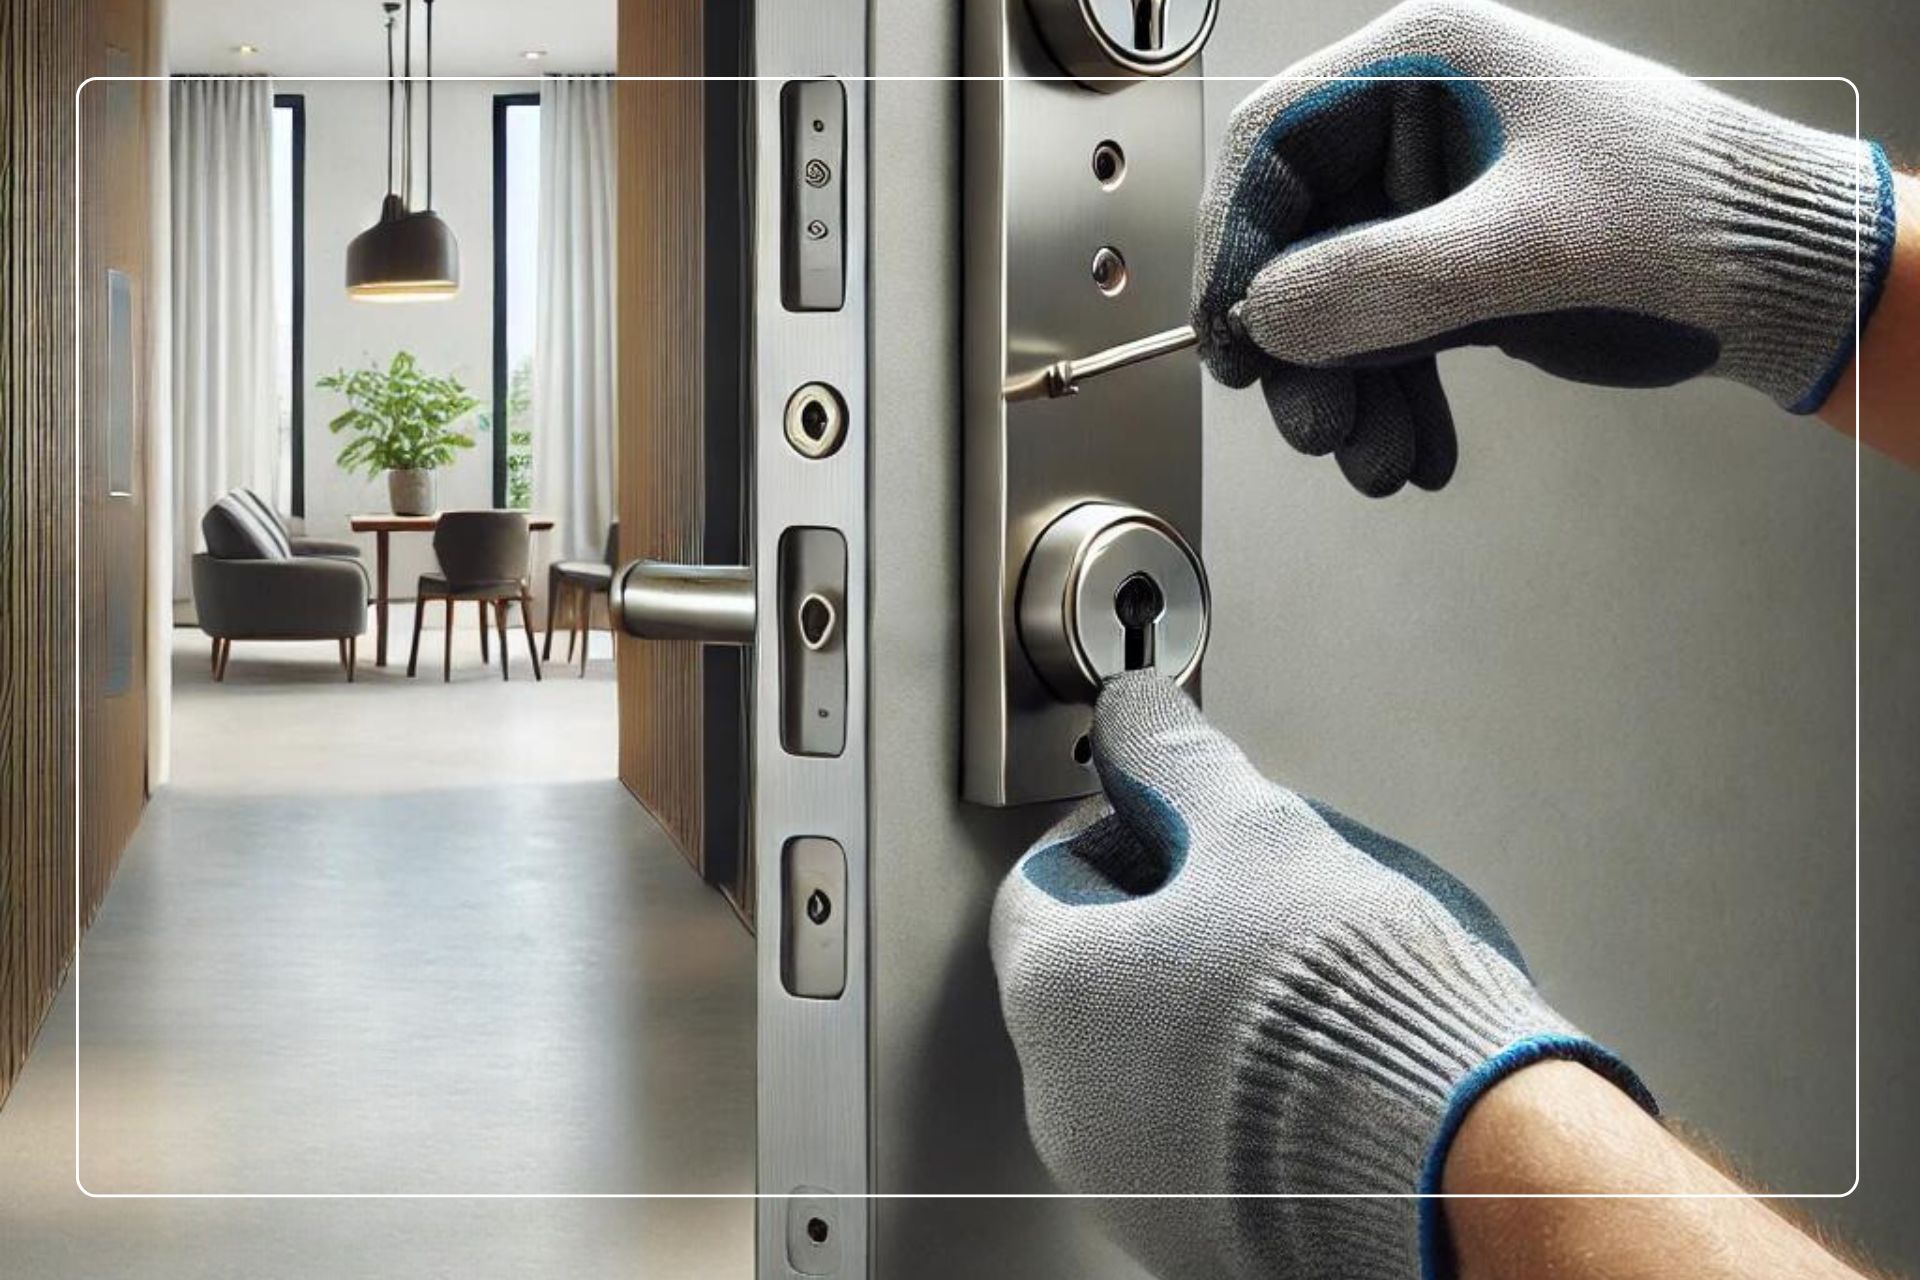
[234,43,261,55]
[521,49,548,60]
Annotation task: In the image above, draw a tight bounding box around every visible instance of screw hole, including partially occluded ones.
[1072,734,1093,766]
[1090,246,1128,298]
[806,1217,831,1244]
[1091,140,1126,190]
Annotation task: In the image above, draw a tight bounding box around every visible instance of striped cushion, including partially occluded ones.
[202,491,291,560]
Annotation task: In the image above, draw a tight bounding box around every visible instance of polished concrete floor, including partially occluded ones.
[0,618,754,1276]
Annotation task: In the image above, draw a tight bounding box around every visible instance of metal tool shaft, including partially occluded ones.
[1003,324,1199,402]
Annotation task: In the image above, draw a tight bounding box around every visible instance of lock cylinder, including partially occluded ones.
[1018,501,1209,701]
[1025,0,1220,89]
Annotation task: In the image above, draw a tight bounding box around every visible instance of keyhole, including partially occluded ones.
[806,889,832,925]
[800,399,829,441]
[1132,0,1168,51]
[1114,572,1165,672]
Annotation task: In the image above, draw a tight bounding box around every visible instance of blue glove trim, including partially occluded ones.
[1021,772,1191,905]
[1307,799,1531,977]
[1790,140,1899,415]
[1415,1033,1658,1280]
[1264,54,1505,176]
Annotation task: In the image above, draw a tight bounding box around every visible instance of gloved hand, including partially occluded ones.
[990,672,1654,1280]
[1192,0,1898,497]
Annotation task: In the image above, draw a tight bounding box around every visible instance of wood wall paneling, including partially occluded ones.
[0,0,155,1106]
[615,0,709,870]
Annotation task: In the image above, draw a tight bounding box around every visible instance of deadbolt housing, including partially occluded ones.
[1019,502,1209,701]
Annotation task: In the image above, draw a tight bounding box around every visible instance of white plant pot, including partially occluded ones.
[388,468,435,516]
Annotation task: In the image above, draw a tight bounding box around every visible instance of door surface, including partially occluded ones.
[865,3,1920,1279]
[623,1,1920,1276]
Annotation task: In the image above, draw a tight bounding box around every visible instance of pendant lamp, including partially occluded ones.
[347,0,459,301]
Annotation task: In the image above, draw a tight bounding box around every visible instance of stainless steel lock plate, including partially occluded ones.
[1019,502,1209,701]
[964,0,1208,805]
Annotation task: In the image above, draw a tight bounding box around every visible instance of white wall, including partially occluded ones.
[285,77,549,596]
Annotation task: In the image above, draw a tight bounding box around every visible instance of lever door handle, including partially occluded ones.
[613,560,756,644]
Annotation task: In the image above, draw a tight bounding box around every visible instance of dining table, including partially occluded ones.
[350,511,554,667]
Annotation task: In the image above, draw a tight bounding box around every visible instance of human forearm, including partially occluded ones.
[1443,1061,1865,1280]
[1819,170,1920,468]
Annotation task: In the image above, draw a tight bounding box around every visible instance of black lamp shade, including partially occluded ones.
[346,193,460,301]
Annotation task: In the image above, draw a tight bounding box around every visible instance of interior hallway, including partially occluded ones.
[0,618,753,1276]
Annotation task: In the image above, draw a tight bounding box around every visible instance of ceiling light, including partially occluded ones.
[234,43,260,55]
[347,0,460,302]
[521,49,548,60]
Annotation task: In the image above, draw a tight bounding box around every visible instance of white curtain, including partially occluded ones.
[170,78,278,601]
[534,76,618,562]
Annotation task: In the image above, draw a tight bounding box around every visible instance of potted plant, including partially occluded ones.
[318,351,480,516]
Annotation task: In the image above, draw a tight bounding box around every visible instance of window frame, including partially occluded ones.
[492,91,540,509]
[273,92,307,516]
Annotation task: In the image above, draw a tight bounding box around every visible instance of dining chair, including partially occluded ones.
[542,520,619,677]
[407,511,542,682]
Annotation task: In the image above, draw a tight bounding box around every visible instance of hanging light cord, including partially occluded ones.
[382,3,398,195]
[424,0,435,210]
[402,0,414,207]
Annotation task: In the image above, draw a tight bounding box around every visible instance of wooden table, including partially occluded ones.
[350,513,554,667]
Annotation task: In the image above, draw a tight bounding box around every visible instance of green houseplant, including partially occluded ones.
[318,351,480,516]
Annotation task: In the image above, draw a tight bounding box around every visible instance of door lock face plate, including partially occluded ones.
[964,1,1208,805]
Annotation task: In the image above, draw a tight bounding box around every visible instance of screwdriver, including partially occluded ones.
[1002,324,1200,403]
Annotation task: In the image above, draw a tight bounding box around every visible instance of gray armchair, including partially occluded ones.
[193,491,369,682]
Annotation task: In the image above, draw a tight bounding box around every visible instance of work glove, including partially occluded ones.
[1192,0,1899,497]
[990,672,1655,1280]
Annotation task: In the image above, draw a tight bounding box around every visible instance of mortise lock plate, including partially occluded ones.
[963,0,1212,806]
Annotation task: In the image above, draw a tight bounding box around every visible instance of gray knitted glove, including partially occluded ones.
[1192,0,1899,496]
[991,672,1653,1280]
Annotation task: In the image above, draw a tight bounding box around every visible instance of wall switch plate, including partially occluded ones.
[962,2,1207,806]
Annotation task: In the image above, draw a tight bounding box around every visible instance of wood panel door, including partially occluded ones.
[614,0,752,914]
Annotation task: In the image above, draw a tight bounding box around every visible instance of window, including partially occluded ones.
[493,93,539,509]
[271,94,305,515]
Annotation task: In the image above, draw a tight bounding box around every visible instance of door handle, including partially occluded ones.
[612,560,756,644]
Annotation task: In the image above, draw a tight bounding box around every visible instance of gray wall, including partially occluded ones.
[870,0,1917,1275]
